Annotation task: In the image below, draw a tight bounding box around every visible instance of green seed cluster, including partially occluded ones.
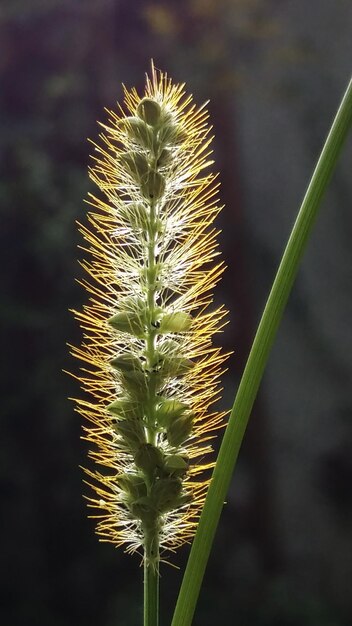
[107,97,195,558]
[74,71,226,562]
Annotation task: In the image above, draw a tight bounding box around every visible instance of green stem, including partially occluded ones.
[171,77,352,626]
[144,553,159,626]
[143,194,160,625]
[145,199,158,444]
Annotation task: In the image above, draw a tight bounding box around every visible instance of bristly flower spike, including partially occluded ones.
[71,62,228,570]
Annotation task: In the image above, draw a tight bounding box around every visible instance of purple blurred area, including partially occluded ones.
[1,1,352,624]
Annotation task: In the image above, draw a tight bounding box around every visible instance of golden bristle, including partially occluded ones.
[71,62,228,563]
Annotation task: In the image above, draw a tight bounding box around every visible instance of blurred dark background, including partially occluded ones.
[1,1,352,624]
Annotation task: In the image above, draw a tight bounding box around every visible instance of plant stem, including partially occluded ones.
[144,552,159,626]
[171,76,352,626]
[145,198,158,443]
[144,190,160,625]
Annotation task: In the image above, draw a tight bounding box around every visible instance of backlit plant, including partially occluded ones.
[71,63,228,620]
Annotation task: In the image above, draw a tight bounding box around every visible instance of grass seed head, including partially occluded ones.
[71,62,228,565]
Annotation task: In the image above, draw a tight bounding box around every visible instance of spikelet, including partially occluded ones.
[71,63,228,567]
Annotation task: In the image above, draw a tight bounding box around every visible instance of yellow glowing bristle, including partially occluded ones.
[70,62,228,565]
